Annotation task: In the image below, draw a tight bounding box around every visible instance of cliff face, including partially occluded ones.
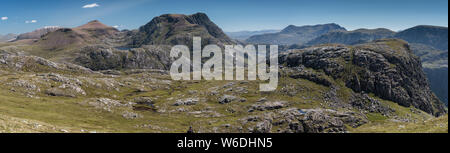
[281,39,447,116]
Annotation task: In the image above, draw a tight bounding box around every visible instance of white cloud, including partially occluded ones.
[1,17,7,20]
[25,20,37,24]
[82,3,100,8]
[113,25,125,29]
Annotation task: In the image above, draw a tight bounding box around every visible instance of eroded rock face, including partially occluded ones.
[281,39,447,116]
[74,45,172,71]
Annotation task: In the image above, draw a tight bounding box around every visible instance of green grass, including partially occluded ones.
[0,66,447,133]
[351,115,448,133]
[366,113,389,121]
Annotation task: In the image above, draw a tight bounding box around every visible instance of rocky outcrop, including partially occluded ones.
[218,95,237,104]
[350,93,395,116]
[74,45,172,71]
[281,39,447,116]
[248,101,288,112]
[245,108,367,133]
[173,98,199,106]
[0,51,93,74]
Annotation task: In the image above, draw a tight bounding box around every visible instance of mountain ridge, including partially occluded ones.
[306,28,396,46]
[395,25,448,51]
[0,33,17,42]
[246,23,346,45]
[15,26,62,41]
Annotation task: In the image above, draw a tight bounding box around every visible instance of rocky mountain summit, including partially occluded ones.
[130,13,234,48]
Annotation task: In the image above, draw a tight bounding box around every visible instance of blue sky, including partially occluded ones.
[0,0,448,35]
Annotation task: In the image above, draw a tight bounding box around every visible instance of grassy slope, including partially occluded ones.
[0,39,447,133]
[352,114,448,133]
[0,69,447,133]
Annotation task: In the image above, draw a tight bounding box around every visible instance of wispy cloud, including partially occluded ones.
[82,3,100,8]
[25,20,37,24]
[1,17,8,20]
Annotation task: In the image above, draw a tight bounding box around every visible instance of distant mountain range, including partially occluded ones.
[0,33,17,42]
[226,30,280,41]
[306,28,396,46]
[246,23,346,45]
[15,26,62,40]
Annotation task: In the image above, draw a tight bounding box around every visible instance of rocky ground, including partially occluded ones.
[0,38,447,133]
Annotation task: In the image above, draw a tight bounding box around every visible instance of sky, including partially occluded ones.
[0,0,448,35]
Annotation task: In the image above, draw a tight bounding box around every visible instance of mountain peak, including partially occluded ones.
[131,12,232,47]
[88,20,100,23]
[76,20,113,30]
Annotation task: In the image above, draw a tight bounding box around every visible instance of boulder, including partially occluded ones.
[218,95,237,104]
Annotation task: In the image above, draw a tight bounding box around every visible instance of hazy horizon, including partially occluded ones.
[0,0,448,35]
